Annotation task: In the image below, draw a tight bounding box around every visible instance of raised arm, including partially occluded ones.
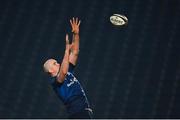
[69,17,81,65]
[56,34,70,83]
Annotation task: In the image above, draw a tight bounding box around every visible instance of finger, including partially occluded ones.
[78,20,81,26]
[70,19,74,32]
[66,34,68,40]
[75,17,78,24]
[73,17,75,24]
[70,19,73,26]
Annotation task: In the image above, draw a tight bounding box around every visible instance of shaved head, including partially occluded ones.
[43,59,55,72]
[43,59,60,76]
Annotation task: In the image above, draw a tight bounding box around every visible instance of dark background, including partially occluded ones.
[0,0,180,118]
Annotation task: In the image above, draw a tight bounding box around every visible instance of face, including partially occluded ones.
[44,59,60,76]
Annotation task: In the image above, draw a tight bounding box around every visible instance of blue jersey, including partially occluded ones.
[49,63,90,115]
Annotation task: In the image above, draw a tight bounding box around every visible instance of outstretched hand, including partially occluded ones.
[70,17,81,34]
[66,34,73,50]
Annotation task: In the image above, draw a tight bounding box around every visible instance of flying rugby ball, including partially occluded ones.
[110,14,128,26]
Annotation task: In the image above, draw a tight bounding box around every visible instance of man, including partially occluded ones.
[43,17,93,118]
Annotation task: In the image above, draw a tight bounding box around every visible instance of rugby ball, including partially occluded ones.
[110,14,128,26]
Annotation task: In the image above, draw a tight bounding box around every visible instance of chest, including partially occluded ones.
[65,72,78,87]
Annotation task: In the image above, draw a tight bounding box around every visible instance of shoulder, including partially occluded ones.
[49,76,63,86]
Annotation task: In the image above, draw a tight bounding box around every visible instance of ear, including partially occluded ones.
[48,68,53,73]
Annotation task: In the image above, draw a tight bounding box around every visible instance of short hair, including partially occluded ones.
[43,59,56,73]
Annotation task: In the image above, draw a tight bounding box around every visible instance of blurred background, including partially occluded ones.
[0,0,180,118]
